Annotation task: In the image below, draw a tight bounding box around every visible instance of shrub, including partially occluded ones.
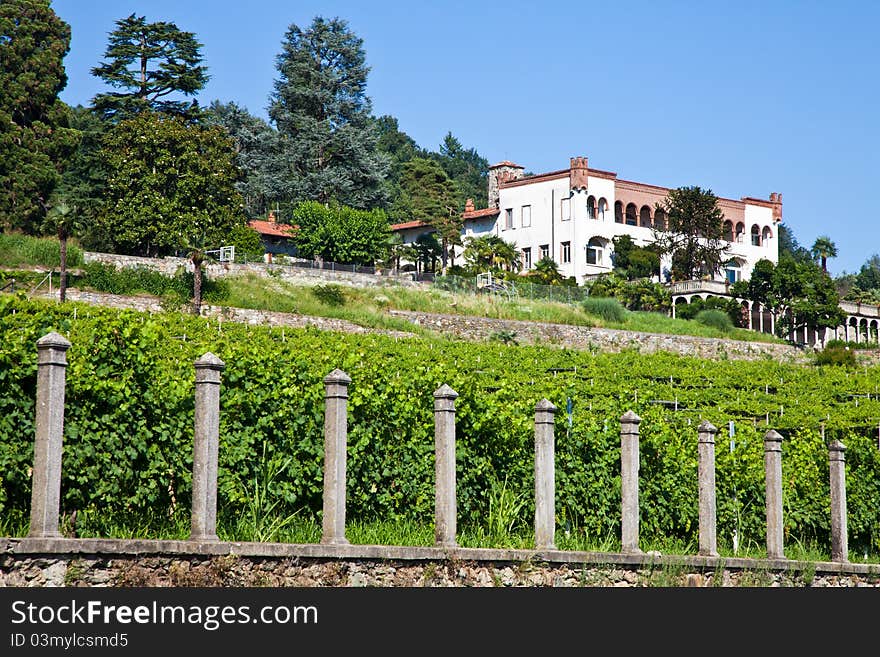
[815,345,857,367]
[77,262,228,303]
[694,309,734,332]
[582,297,626,323]
[311,284,347,306]
[675,295,745,327]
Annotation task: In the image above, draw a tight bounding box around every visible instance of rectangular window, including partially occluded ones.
[504,208,513,230]
[540,244,549,260]
[521,205,531,227]
[561,241,571,264]
[560,197,571,221]
[587,245,602,265]
[522,247,532,269]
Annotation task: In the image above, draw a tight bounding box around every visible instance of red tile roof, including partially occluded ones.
[249,219,295,237]
[390,220,431,231]
[462,207,500,220]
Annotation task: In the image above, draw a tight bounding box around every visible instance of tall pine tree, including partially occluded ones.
[0,0,78,233]
[205,100,285,219]
[91,13,209,121]
[268,16,389,209]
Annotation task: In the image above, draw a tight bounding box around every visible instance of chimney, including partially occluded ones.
[487,161,524,209]
[570,156,589,192]
[769,192,783,222]
[464,198,475,213]
[268,211,277,224]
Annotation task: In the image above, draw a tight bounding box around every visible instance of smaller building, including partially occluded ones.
[248,211,298,261]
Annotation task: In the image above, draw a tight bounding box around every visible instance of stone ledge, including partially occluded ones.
[4,538,879,577]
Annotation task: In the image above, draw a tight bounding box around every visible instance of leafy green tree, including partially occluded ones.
[854,255,880,294]
[810,235,838,273]
[778,222,812,264]
[611,234,660,280]
[204,100,285,219]
[0,0,79,233]
[268,16,389,209]
[654,186,727,280]
[288,200,391,266]
[95,111,246,259]
[431,132,489,211]
[398,157,460,274]
[372,115,424,211]
[90,13,209,121]
[732,256,844,344]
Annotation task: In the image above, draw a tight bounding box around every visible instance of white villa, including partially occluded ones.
[393,155,782,285]
[391,155,880,348]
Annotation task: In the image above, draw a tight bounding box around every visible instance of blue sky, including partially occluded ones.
[51,0,879,277]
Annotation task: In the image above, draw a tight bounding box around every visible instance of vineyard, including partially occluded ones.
[1,294,879,558]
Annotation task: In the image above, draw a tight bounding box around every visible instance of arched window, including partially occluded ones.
[586,237,605,265]
[762,226,773,246]
[639,205,652,228]
[735,222,745,243]
[598,198,608,221]
[587,195,597,219]
[751,224,761,246]
[625,203,637,226]
[722,220,734,242]
[614,201,623,223]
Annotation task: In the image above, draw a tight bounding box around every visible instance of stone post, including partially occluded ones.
[189,352,224,541]
[434,384,458,548]
[321,369,351,545]
[28,332,71,538]
[697,420,718,557]
[534,399,557,550]
[829,439,848,563]
[763,429,785,560]
[620,410,642,554]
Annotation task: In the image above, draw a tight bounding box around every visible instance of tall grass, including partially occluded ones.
[214,274,782,344]
[0,232,83,268]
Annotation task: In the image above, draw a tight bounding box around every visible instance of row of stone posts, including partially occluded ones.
[27,333,849,563]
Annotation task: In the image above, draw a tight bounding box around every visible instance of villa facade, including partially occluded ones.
[465,157,782,285]
[393,155,782,285]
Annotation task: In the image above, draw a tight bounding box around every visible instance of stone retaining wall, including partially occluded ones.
[3,539,879,587]
[388,310,810,363]
[82,252,419,289]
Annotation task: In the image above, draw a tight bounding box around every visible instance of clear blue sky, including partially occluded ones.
[51,0,879,277]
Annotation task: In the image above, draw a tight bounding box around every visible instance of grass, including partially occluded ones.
[0,231,83,269]
[202,273,784,345]
[0,230,786,345]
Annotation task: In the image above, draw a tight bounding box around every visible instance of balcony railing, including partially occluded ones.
[669,279,731,295]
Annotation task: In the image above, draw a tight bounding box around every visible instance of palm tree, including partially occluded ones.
[810,235,838,273]
[45,199,77,303]
[532,256,564,285]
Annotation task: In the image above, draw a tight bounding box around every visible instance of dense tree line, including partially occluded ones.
[0,5,489,278]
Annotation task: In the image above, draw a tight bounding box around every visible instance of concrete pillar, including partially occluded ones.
[189,352,225,541]
[433,384,458,548]
[764,429,785,560]
[28,332,72,538]
[697,420,718,557]
[829,439,848,563]
[620,410,642,554]
[534,399,557,550]
[321,369,351,545]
